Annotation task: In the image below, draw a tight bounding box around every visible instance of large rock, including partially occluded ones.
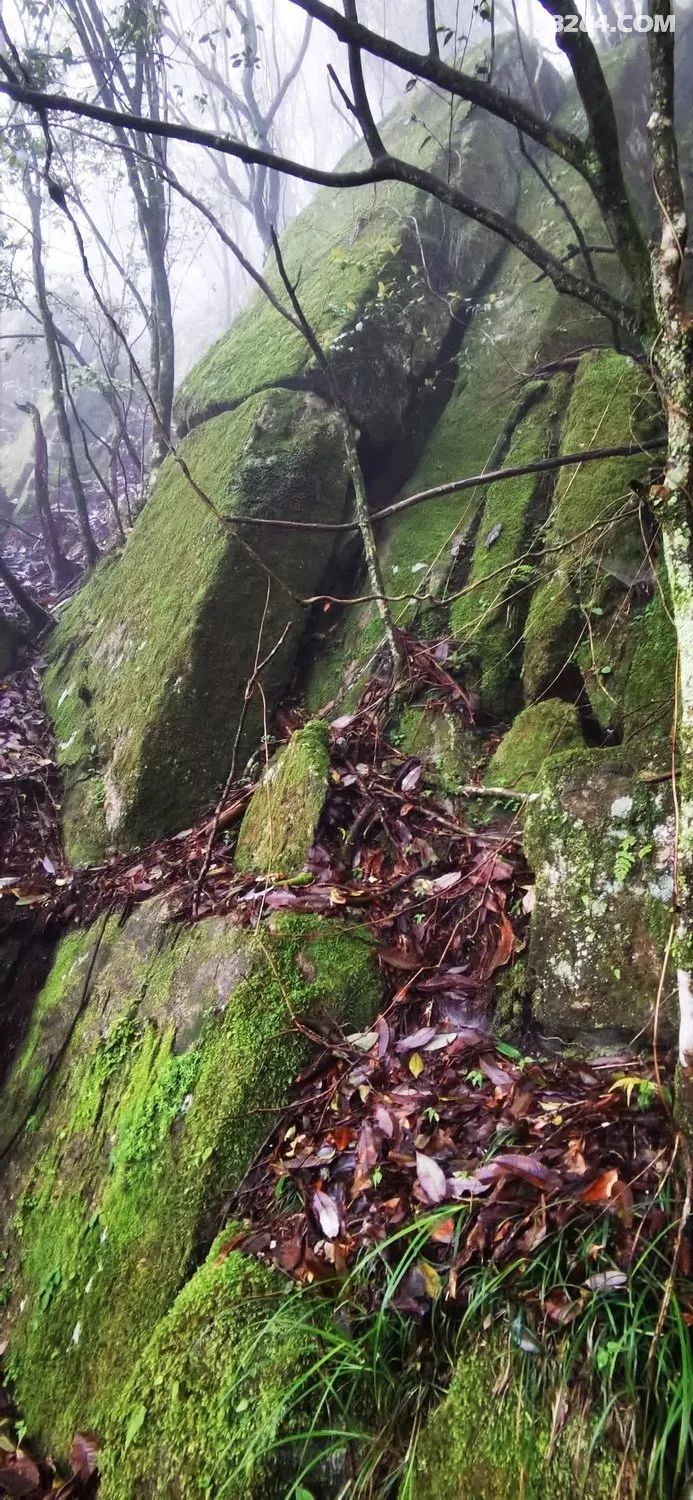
[0,901,380,1454]
[44,42,532,864]
[98,1239,322,1500]
[524,748,675,1041]
[173,42,528,440]
[45,391,349,861]
[303,43,654,718]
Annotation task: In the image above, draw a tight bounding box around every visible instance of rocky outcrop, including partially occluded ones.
[43,40,535,865]
[6,38,688,1497]
[45,391,350,861]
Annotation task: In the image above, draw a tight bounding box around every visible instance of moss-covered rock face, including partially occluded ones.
[44,44,533,865]
[44,391,349,862]
[414,1332,630,1499]
[303,45,655,720]
[173,45,527,439]
[235,719,330,876]
[522,350,661,715]
[0,902,380,1456]
[524,748,675,1040]
[485,700,584,792]
[99,1241,321,1500]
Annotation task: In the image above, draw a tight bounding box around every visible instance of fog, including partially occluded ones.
[0,0,561,432]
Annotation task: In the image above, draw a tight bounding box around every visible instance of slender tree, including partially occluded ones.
[22,159,100,567]
[61,0,174,465]
[15,400,79,586]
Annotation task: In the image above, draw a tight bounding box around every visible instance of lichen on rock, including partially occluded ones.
[524,747,675,1040]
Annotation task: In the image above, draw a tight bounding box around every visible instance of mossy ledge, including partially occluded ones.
[0,904,380,1456]
[98,1239,324,1500]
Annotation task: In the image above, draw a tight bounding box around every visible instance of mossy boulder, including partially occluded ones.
[235,719,330,876]
[0,901,380,1455]
[303,53,642,718]
[414,1331,631,1498]
[44,391,349,862]
[173,43,529,440]
[485,700,583,792]
[523,748,674,1040]
[99,1242,320,1500]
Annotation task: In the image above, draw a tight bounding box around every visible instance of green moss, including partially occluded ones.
[414,1332,627,1499]
[485,699,583,792]
[235,720,330,875]
[522,351,659,704]
[450,381,569,716]
[2,909,380,1455]
[99,1242,320,1500]
[304,608,383,716]
[0,928,96,1152]
[494,959,528,1039]
[395,700,480,794]
[622,577,677,769]
[45,391,348,860]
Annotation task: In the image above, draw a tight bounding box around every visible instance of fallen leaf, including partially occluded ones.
[397,1027,437,1052]
[584,1270,627,1291]
[580,1169,620,1204]
[417,1258,442,1298]
[312,1189,340,1240]
[416,1151,446,1204]
[69,1430,100,1479]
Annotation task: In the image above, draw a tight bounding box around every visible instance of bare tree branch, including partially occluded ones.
[0,79,640,332]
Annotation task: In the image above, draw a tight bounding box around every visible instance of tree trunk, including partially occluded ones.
[647,0,693,1091]
[0,554,53,635]
[656,341,693,1071]
[24,168,100,568]
[16,402,80,587]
